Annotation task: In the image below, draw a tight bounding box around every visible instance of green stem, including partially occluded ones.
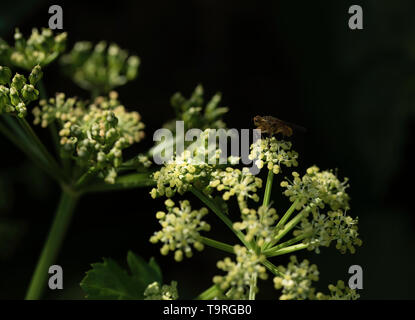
[199,236,235,254]
[264,243,309,258]
[262,169,274,207]
[276,199,299,229]
[25,190,79,300]
[271,210,306,246]
[264,232,311,254]
[17,117,68,183]
[190,186,250,249]
[263,199,300,250]
[248,273,257,300]
[195,285,221,300]
[0,120,60,180]
[261,259,283,277]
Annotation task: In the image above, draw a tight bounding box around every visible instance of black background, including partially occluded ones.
[0,0,415,299]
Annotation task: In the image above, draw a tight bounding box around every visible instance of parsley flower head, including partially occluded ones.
[32,91,145,183]
[150,200,210,261]
[234,205,279,246]
[150,129,221,198]
[213,245,268,299]
[249,137,298,174]
[6,28,67,70]
[295,209,362,254]
[281,166,350,211]
[61,41,140,94]
[209,167,262,210]
[273,256,319,300]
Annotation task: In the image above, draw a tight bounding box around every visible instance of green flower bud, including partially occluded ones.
[11,73,27,91]
[0,86,11,108]
[126,56,140,80]
[9,87,22,106]
[15,102,27,118]
[29,65,43,85]
[0,66,12,85]
[22,84,39,102]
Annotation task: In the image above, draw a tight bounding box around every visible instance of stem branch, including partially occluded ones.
[25,190,79,300]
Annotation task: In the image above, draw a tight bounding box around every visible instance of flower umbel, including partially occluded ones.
[209,167,263,210]
[249,137,299,174]
[150,200,210,261]
[213,245,268,299]
[4,28,67,70]
[61,41,140,94]
[273,256,319,300]
[32,91,145,183]
[234,205,279,246]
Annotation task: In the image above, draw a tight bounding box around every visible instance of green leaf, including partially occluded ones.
[80,252,162,300]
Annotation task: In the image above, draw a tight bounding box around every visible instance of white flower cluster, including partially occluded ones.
[249,137,298,174]
[273,256,319,300]
[150,129,222,198]
[281,166,350,211]
[280,166,361,253]
[213,245,268,299]
[274,256,359,300]
[150,199,210,261]
[233,205,279,246]
[209,167,262,210]
[295,209,362,254]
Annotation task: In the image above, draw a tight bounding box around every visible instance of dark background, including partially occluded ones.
[1,0,414,299]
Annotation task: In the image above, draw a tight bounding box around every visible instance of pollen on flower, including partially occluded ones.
[150,200,210,261]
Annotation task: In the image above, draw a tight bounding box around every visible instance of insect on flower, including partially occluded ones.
[253,115,306,137]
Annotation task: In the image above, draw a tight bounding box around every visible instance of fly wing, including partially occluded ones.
[284,121,307,133]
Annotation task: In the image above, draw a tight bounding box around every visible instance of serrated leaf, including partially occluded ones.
[81,252,162,300]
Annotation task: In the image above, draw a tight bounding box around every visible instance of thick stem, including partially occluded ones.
[25,190,79,300]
